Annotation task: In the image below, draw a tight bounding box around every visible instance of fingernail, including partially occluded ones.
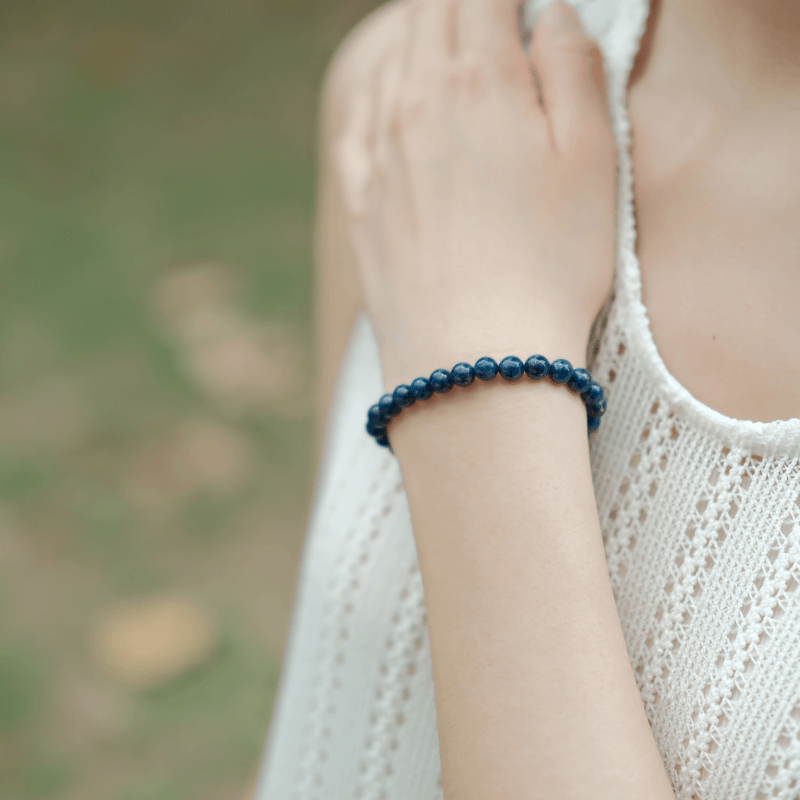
[542,2,583,32]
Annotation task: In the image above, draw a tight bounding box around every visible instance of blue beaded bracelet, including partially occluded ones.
[366,355,607,449]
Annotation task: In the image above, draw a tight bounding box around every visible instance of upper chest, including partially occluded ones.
[627,90,800,423]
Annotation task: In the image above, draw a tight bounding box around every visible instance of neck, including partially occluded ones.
[634,0,800,100]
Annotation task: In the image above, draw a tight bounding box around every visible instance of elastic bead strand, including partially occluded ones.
[367,355,607,448]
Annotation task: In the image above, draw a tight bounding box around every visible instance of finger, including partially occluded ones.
[334,87,376,220]
[531,2,610,154]
[338,36,405,211]
[406,0,459,83]
[458,0,524,56]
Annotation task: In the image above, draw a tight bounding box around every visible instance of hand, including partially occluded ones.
[336,0,616,388]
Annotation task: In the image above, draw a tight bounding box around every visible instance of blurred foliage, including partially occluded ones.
[0,0,380,798]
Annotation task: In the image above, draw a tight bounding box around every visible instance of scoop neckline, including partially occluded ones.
[605,0,800,457]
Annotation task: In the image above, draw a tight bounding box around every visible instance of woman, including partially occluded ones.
[258,0,800,798]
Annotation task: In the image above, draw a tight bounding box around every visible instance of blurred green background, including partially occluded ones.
[0,0,378,798]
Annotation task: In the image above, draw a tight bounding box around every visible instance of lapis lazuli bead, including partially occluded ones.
[409,377,433,401]
[366,419,386,437]
[474,357,499,381]
[451,362,475,387]
[498,356,525,381]
[524,355,550,380]
[366,355,606,451]
[393,384,416,408]
[568,368,592,395]
[378,393,401,419]
[587,396,607,417]
[429,369,454,393]
[584,381,605,404]
[549,358,573,384]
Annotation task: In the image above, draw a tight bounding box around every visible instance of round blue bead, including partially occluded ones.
[524,355,550,380]
[375,433,391,448]
[366,418,386,437]
[409,377,433,401]
[587,414,602,434]
[367,404,384,425]
[568,368,592,394]
[429,368,454,393]
[498,356,525,381]
[474,357,499,381]
[583,381,605,404]
[587,396,607,418]
[393,384,416,408]
[378,393,401,419]
[549,358,573,384]
[451,362,475,387]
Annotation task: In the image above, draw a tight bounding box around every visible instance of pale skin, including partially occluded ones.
[312,0,800,797]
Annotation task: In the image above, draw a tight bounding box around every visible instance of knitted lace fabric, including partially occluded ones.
[256,1,800,798]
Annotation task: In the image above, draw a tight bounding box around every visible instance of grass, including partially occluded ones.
[0,0,380,797]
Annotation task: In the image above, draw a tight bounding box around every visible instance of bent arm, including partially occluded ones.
[391,357,676,800]
[327,0,678,795]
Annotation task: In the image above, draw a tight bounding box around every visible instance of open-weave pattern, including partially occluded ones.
[590,299,800,799]
[257,1,800,797]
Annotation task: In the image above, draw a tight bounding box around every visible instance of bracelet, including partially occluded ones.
[366,355,607,450]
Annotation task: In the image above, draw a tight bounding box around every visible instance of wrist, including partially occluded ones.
[380,325,591,392]
[388,370,592,462]
[368,345,607,455]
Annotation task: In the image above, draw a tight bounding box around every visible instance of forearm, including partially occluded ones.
[391,356,676,800]
[334,0,674,791]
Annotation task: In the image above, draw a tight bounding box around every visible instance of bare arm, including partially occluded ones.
[391,375,675,799]
[333,1,677,797]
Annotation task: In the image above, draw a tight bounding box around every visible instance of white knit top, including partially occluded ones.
[256,1,800,798]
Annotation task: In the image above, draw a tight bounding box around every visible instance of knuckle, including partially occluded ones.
[446,51,529,99]
[494,50,535,88]
[446,56,490,98]
[555,32,600,57]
